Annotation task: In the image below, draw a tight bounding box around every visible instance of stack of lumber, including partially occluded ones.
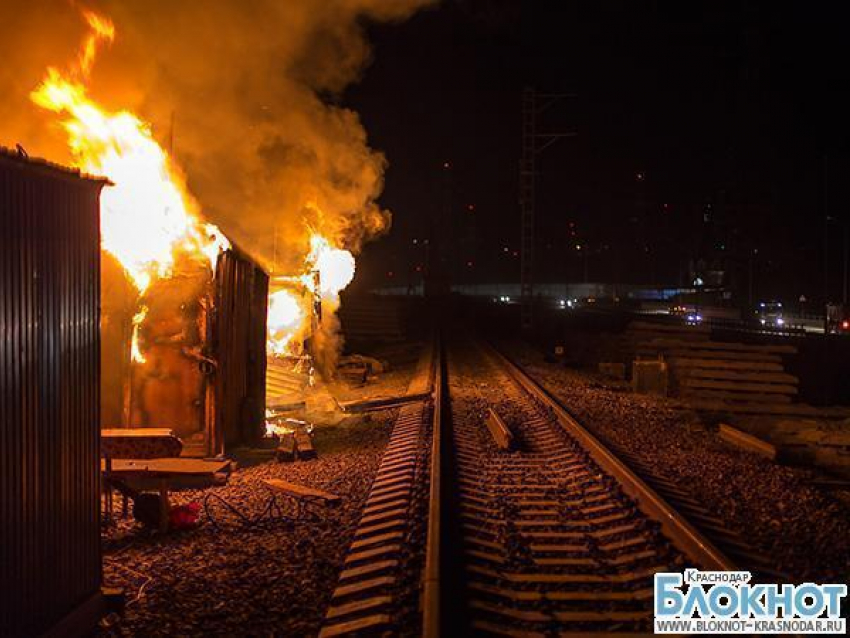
[338,294,407,344]
[636,337,798,405]
[266,358,310,407]
[615,320,710,363]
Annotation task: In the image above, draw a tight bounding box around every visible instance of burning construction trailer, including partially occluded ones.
[16,8,371,453]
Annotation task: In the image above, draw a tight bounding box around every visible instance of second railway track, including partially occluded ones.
[440,335,733,636]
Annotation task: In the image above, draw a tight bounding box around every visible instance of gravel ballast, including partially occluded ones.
[99,416,395,637]
[502,340,850,583]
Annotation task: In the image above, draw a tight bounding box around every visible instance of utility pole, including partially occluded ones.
[823,155,829,304]
[519,87,576,331]
[841,220,850,312]
[823,155,830,333]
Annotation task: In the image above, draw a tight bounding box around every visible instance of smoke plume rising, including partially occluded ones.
[0,0,432,271]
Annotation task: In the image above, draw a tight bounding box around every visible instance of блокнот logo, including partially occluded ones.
[654,569,846,634]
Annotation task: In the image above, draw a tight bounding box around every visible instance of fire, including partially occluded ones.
[267,289,304,355]
[306,234,356,297]
[30,10,229,294]
[30,9,358,370]
[78,10,115,77]
[266,233,356,356]
[130,305,148,364]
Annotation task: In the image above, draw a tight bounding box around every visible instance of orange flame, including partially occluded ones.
[267,289,304,355]
[78,10,114,78]
[306,234,356,297]
[266,232,355,356]
[130,305,148,363]
[31,9,229,294]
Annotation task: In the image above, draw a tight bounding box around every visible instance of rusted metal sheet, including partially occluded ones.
[0,149,106,636]
[212,248,268,450]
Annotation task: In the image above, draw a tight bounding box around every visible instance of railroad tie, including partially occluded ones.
[319,398,431,637]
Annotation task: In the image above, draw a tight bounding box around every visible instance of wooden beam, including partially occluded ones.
[719,424,777,461]
[485,408,514,451]
[680,379,797,395]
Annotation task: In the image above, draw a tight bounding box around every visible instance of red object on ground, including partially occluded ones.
[169,502,201,529]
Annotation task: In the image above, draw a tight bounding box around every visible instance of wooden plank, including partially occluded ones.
[669,358,784,372]
[684,400,850,418]
[680,379,797,395]
[263,478,341,504]
[102,428,174,437]
[647,338,797,355]
[680,368,798,385]
[104,458,232,476]
[719,424,777,460]
[680,389,792,404]
[640,348,782,363]
[266,398,307,413]
[485,408,514,451]
[340,391,431,412]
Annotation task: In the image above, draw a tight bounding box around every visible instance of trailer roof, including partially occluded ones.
[0,145,110,186]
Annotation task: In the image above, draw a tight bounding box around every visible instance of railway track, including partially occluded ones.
[320,334,736,636]
[319,340,438,638]
[440,336,733,636]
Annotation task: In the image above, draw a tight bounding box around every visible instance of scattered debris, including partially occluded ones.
[339,354,388,375]
[340,391,432,413]
[267,400,307,413]
[295,431,317,460]
[276,433,297,462]
[718,423,777,460]
[263,478,341,519]
[100,418,395,637]
[485,407,514,450]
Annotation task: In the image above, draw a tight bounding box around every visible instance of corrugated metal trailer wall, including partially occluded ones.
[0,150,105,637]
[212,249,268,451]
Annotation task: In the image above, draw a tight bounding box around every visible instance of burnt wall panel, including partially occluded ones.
[213,249,268,449]
[0,151,104,637]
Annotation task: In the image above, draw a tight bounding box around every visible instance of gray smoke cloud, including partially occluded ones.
[0,0,433,271]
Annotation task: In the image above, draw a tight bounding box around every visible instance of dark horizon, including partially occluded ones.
[349,1,850,308]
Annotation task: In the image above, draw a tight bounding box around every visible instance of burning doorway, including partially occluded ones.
[100,245,269,456]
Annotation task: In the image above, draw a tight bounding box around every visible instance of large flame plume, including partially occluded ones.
[30,11,229,295]
[2,0,432,372]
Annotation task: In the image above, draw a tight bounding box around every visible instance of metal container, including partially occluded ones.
[211,248,268,451]
[0,149,106,637]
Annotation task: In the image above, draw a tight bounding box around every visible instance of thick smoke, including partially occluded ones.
[0,0,432,271]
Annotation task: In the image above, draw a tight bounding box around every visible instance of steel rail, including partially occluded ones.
[482,339,736,572]
[421,334,442,638]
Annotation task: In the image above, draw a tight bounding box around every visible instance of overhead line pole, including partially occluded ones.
[520,87,576,332]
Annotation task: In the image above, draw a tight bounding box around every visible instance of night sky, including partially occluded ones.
[347,1,850,307]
